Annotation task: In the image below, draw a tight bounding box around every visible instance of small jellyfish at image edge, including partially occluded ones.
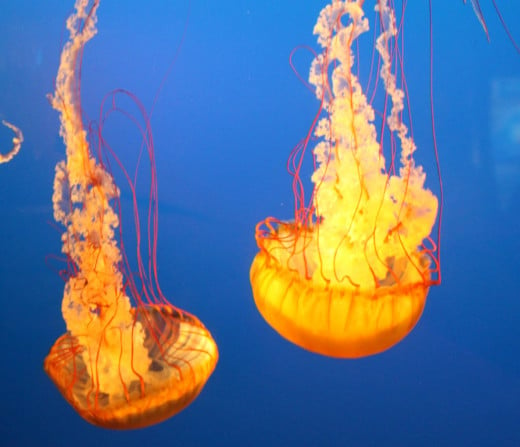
[250,0,442,358]
[0,120,23,164]
[44,0,218,429]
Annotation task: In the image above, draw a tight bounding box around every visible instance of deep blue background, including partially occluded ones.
[1,1,519,446]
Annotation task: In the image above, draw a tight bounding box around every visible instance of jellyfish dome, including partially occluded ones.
[250,0,440,358]
[44,0,217,429]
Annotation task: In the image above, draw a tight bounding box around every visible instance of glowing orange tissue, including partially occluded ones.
[0,120,23,165]
[250,0,441,358]
[44,0,218,429]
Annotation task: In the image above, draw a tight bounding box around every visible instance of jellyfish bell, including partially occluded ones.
[44,0,218,429]
[250,0,441,358]
[45,306,217,429]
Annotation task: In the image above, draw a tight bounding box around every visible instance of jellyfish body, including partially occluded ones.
[44,0,217,429]
[45,306,217,429]
[250,0,440,358]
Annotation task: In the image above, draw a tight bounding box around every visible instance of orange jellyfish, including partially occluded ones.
[44,0,218,429]
[250,0,441,358]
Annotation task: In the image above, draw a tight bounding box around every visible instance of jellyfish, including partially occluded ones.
[44,0,218,429]
[250,0,441,358]
[1,120,23,164]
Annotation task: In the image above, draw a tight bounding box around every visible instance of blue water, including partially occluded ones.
[1,1,519,446]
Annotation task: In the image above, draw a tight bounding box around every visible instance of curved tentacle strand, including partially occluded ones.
[0,120,23,164]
